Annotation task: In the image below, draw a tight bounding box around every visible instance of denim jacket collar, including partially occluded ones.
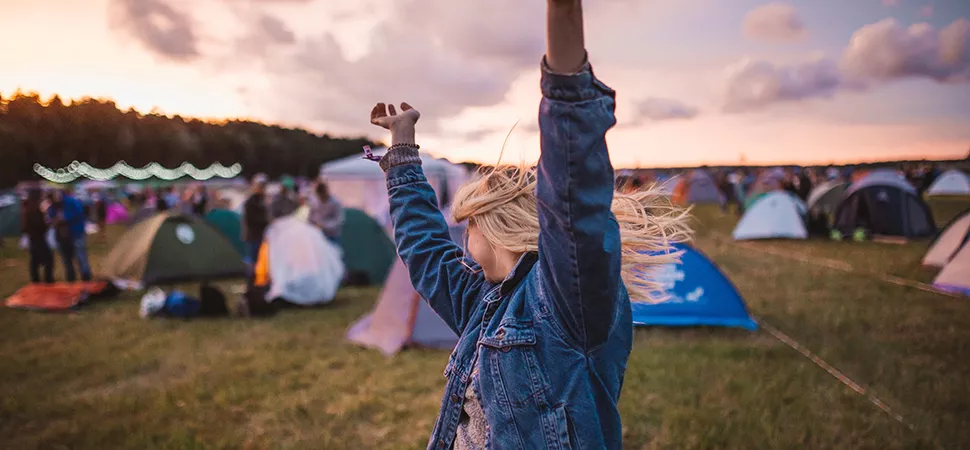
[495,252,538,299]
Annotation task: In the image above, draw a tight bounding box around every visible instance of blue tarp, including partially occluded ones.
[632,244,758,330]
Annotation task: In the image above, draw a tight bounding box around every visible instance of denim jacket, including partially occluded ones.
[381,61,629,450]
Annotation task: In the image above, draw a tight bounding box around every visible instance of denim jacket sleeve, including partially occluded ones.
[382,155,488,335]
[536,58,622,351]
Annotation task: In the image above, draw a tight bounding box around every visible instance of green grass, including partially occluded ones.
[2,198,970,449]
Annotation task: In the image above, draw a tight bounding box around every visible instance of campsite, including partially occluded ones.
[5,1,970,447]
[1,194,969,449]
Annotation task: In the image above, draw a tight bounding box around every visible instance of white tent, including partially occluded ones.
[320,148,469,227]
[927,170,970,196]
[934,241,970,296]
[263,217,345,306]
[732,192,808,240]
[923,210,970,268]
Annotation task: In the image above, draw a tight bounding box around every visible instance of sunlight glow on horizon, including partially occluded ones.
[2,0,967,167]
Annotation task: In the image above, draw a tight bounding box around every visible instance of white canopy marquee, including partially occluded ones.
[320,148,470,227]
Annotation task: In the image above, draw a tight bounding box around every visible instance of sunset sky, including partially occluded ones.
[2,0,968,167]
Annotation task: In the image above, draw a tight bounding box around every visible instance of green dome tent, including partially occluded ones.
[102,212,248,286]
[338,208,397,285]
[204,208,246,257]
[0,193,21,238]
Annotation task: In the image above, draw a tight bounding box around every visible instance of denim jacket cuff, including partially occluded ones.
[379,146,421,172]
[540,53,612,102]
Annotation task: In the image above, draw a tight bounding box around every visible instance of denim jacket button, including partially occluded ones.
[501,346,511,353]
[496,328,505,339]
[438,439,446,448]
[451,394,460,403]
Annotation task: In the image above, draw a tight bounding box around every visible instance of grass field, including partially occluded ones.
[1,198,969,449]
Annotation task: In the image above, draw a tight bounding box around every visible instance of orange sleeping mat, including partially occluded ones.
[5,282,110,311]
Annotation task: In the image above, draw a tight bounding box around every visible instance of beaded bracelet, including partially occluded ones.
[388,143,419,152]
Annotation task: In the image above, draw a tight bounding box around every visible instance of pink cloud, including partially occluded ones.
[842,18,970,83]
[882,0,898,7]
[742,2,806,42]
[722,57,855,112]
[633,98,699,122]
[920,5,934,17]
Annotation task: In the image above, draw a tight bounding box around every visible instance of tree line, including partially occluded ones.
[0,92,378,189]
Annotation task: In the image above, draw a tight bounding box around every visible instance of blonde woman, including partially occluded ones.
[368,1,689,448]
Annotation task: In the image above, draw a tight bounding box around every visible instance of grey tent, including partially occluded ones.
[807,181,847,215]
[675,170,723,204]
[346,225,465,355]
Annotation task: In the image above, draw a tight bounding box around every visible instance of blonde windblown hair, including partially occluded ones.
[451,164,693,303]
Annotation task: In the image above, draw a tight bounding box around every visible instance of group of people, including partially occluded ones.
[20,188,93,284]
[241,173,345,268]
[145,185,209,216]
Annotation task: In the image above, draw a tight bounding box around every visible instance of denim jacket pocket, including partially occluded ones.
[479,324,537,349]
[480,324,549,409]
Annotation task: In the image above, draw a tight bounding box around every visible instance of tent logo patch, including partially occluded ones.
[175,224,195,244]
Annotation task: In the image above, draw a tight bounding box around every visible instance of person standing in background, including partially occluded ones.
[165,187,180,212]
[177,187,196,215]
[93,191,107,242]
[797,168,814,201]
[22,190,54,284]
[242,174,270,266]
[47,189,91,282]
[270,177,300,219]
[155,187,169,211]
[193,185,209,216]
[308,181,345,245]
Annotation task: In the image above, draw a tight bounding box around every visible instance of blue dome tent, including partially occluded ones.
[632,244,758,330]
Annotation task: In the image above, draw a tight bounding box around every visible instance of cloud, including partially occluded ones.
[242,0,316,3]
[722,57,853,112]
[742,2,806,42]
[269,0,546,131]
[882,0,898,6]
[842,18,970,83]
[255,14,295,44]
[723,17,970,112]
[110,0,199,61]
[920,5,934,17]
[633,98,700,121]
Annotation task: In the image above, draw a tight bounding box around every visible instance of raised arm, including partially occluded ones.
[537,0,622,351]
[371,103,488,335]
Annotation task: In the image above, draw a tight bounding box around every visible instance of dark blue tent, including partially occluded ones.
[632,244,757,330]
